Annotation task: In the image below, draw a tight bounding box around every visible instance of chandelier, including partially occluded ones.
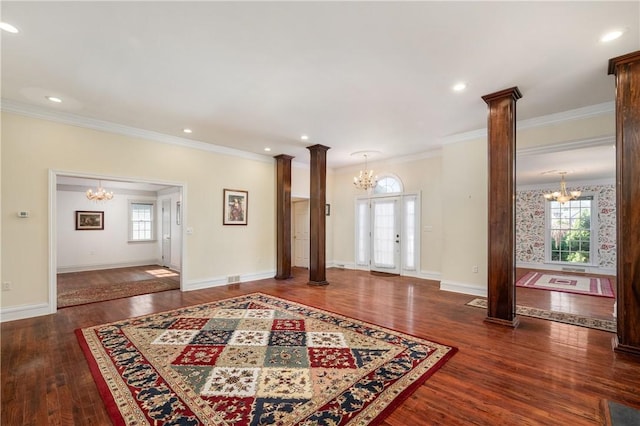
[86,180,114,202]
[543,172,581,204]
[353,153,378,191]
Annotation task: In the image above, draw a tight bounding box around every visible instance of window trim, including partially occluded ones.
[128,199,157,243]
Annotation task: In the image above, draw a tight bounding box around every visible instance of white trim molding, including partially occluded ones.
[440,280,488,297]
[0,303,51,323]
[2,99,274,164]
[183,270,275,292]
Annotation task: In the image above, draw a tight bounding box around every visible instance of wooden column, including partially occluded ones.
[482,87,522,328]
[608,50,640,357]
[307,144,330,286]
[274,154,294,280]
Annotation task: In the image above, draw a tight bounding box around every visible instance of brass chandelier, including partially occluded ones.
[86,180,114,202]
[543,172,581,204]
[353,153,378,191]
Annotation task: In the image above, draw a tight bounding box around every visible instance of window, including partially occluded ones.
[546,196,594,264]
[129,201,156,241]
[373,175,403,194]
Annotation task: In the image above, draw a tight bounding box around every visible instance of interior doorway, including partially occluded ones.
[49,171,184,312]
[293,199,310,268]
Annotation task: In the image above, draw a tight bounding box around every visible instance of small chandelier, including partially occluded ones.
[353,153,378,191]
[543,172,581,204]
[86,180,114,202]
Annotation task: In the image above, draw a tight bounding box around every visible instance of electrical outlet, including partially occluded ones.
[472,266,479,273]
[2,282,11,291]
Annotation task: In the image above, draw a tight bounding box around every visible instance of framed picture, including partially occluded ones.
[75,210,104,230]
[223,189,248,225]
[176,201,181,225]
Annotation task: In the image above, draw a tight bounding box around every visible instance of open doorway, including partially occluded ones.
[515,140,616,322]
[51,172,184,309]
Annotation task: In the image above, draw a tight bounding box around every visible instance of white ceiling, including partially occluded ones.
[1,1,637,182]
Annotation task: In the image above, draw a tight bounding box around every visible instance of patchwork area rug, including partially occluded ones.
[77,292,457,425]
[516,272,615,298]
[58,278,180,308]
[466,298,616,333]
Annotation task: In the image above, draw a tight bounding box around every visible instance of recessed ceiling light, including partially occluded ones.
[452,82,467,92]
[264,147,271,152]
[300,134,309,141]
[601,30,623,43]
[46,96,62,103]
[0,22,19,34]
[183,128,192,134]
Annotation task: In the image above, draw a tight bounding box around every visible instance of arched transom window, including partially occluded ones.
[373,174,403,194]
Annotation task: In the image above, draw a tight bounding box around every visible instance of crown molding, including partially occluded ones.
[1,99,274,164]
[439,101,615,145]
[517,178,615,191]
[517,135,615,157]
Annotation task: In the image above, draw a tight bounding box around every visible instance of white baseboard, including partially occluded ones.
[0,302,51,323]
[183,270,275,292]
[440,280,488,297]
[418,270,442,281]
[516,262,616,276]
[57,259,162,274]
[328,261,356,270]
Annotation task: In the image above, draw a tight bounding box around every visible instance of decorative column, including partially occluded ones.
[307,144,330,286]
[608,50,640,357]
[481,87,522,328]
[274,154,294,280]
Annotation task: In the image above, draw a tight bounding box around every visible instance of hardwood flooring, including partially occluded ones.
[2,268,638,425]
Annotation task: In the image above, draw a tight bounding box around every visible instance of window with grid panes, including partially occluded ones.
[547,196,594,264]
[129,201,155,241]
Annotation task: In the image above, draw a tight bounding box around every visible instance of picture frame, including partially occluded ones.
[75,210,104,230]
[223,189,248,225]
[176,201,181,225]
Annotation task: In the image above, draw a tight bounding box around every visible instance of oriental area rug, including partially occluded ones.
[466,298,616,333]
[516,272,615,298]
[77,292,457,425]
[58,278,180,308]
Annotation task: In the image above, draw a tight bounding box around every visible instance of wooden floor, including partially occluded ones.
[2,268,638,425]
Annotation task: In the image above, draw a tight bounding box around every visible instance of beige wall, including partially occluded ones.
[0,107,616,316]
[1,112,276,310]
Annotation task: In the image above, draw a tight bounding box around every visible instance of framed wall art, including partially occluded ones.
[223,189,248,225]
[75,210,104,230]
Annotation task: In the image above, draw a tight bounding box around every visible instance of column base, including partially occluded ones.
[612,336,640,358]
[484,315,520,328]
[308,280,329,286]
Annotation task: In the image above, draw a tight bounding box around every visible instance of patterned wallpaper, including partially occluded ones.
[515,184,616,268]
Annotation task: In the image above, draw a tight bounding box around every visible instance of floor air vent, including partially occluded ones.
[561,267,586,273]
[227,275,240,284]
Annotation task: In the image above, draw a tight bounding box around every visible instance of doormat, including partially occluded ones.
[77,292,457,425]
[516,272,615,298]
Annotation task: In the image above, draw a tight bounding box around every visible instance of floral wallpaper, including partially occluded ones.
[516,184,616,268]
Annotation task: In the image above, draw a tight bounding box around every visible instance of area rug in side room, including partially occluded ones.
[466,298,616,333]
[58,278,180,308]
[516,272,615,298]
[77,292,457,425]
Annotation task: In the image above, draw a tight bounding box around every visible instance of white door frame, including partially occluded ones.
[354,192,421,275]
[161,198,172,268]
[48,169,187,314]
